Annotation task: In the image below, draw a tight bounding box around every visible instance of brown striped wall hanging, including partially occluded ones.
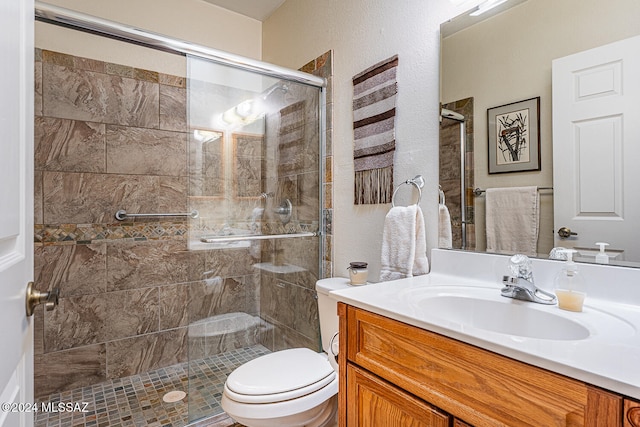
[352,54,398,204]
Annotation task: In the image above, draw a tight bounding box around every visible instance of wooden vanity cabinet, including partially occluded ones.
[626,399,640,426]
[338,303,625,426]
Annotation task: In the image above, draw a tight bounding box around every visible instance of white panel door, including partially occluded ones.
[552,35,640,261]
[0,0,35,426]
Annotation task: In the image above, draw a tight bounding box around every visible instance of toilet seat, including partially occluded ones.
[224,348,336,404]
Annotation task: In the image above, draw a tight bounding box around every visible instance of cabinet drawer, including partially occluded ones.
[347,364,450,427]
[346,306,621,426]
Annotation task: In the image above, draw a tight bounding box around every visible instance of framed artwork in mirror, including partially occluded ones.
[487,97,540,174]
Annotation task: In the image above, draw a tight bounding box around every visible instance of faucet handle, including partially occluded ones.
[508,254,533,280]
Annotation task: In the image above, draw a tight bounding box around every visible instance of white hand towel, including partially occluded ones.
[380,204,429,281]
[486,186,539,256]
[438,203,453,249]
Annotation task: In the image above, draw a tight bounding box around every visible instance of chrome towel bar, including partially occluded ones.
[473,187,553,197]
[115,209,199,221]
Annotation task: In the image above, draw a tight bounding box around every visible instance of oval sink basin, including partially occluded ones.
[419,295,590,340]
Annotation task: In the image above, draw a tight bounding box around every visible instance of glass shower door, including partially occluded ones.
[185,55,323,423]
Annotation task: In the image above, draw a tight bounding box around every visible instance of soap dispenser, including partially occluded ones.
[553,249,587,312]
[595,242,609,264]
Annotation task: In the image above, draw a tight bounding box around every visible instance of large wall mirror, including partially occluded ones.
[439,0,640,267]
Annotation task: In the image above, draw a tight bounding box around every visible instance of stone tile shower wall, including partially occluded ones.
[439,98,475,250]
[33,49,260,399]
[32,48,332,400]
[256,52,331,352]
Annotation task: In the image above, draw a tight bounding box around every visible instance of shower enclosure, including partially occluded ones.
[33,3,327,426]
[439,98,475,250]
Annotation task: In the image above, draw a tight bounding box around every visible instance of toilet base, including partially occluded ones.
[225,394,337,427]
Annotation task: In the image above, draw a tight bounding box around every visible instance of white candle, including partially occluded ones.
[555,289,585,312]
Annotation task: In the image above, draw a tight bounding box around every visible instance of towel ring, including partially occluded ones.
[438,185,446,205]
[391,175,424,207]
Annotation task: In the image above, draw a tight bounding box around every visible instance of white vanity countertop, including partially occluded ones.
[328,249,640,400]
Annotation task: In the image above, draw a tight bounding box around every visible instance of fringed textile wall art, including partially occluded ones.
[352,55,398,204]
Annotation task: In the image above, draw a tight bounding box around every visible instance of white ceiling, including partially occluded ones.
[201,0,286,21]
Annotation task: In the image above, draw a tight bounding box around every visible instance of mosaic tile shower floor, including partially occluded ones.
[34,345,269,427]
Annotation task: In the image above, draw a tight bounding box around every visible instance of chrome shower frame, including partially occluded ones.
[35,1,328,278]
[441,108,467,250]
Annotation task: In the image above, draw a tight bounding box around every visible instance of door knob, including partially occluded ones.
[25,282,60,317]
[557,227,578,239]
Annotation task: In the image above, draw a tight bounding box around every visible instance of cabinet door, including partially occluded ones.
[347,364,450,427]
[346,306,622,426]
[626,399,640,427]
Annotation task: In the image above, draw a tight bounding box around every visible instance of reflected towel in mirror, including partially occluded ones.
[439,202,453,249]
[380,204,429,281]
[486,186,539,256]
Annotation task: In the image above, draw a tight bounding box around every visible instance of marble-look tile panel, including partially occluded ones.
[44,293,108,352]
[159,85,187,132]
[158,283,190,330]
[204,247,256,278]
[42,172,158,224]
[291,285,320,342]
[105,125,187,176]
[158,176,188,214]
[268,322,317,353]
[34,307,44,355]
[188,276,259,324]
[324,183,333,210]
[106,240,190,291]
[35,117,106,173]
[297,171,319,222]
[260,276,294,330]
[42,50,73,68]
[35,60,42,117]
[189,322,260,360]
[44,287,159,352]
[134,68,160,83]
[104,62,134,79]
[106,328,187,380]
[42,63,159,128]
[159,73,186,88]
[34,170,43,225]
[34,344,107,400]
[74,56,105,73]
[103,287,159,342]
[34,243,107,297]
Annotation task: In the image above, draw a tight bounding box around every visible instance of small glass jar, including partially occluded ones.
[347,262,368,285]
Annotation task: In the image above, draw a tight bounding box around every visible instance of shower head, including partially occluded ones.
[262,83,289,100]
[441,108,465,121]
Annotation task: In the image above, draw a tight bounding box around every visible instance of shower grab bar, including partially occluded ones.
[473,187,553,197]
[115,209,199,221]
[200,232,318,243]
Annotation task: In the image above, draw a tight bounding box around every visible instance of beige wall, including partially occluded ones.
[441,0,640,254]
[263,0,462,280]
[35,0,262,76]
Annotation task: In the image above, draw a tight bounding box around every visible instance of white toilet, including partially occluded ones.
[221,278,350,427]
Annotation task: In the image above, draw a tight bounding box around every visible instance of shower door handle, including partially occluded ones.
[26,282,60,317]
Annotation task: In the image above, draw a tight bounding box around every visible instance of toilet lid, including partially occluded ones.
[225,348,335,399]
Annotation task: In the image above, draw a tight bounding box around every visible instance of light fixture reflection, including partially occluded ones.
[222,99,264,125]
[193,129,222,143]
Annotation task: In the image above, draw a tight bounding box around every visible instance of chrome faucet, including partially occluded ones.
[501,254,557,305]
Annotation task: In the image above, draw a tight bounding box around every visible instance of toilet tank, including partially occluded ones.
[316,278,352,360]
